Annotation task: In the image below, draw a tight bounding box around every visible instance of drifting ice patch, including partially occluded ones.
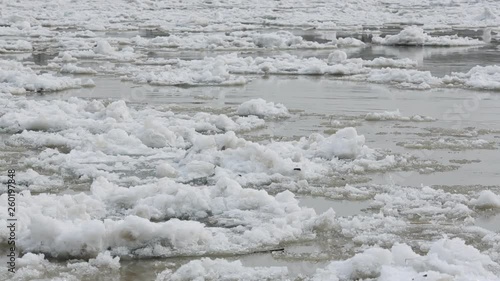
[236,98,290,118]
[364,109,435,122]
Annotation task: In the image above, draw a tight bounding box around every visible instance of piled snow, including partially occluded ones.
[373,26,485,46]
[155,258,288,281]
[0,60,88,94]
[236,98,290,118]
[471,190,500,209]
[364,109,435,122]
[312,237,499,281]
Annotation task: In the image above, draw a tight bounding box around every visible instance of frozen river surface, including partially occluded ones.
[1,1,500,280]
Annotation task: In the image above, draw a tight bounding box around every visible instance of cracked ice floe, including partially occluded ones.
[372,26,485,46]
[0,60,92,94]
[364,109,435,122]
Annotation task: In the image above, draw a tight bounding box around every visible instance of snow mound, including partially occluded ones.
[373,26,485,46]
[236,98,290,118]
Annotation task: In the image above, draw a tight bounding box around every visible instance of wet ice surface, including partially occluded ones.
[2,1,500,280]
